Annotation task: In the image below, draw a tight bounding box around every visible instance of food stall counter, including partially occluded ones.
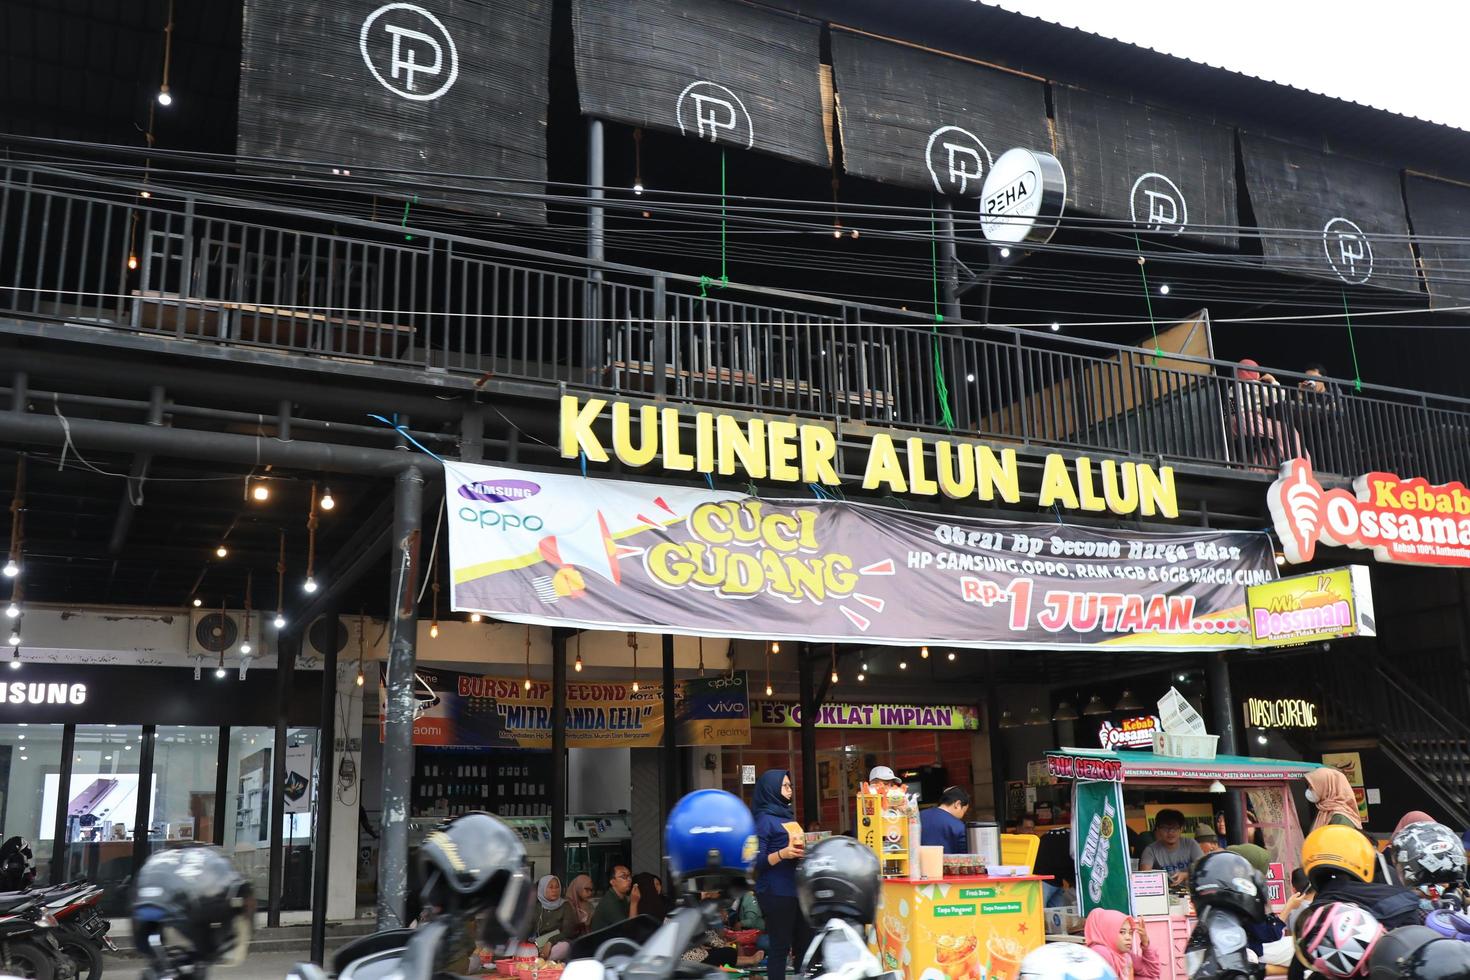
[876,876,1049,980]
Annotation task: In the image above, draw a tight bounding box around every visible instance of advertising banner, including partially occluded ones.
[383,666,751,749]
[1270,458,1470,568]
[1074,779,1133,917]
[1246,565,1375,647]
[753,701,978,730]
[282,743,314,814]
[446,462,1274,651]
[876,879,1041,980]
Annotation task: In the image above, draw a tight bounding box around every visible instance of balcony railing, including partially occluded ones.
[3,160,1469,485]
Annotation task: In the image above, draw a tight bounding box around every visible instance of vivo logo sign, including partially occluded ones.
[458,479,541,504]
[0,681,88,706]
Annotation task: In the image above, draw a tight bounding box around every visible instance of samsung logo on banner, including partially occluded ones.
[0,681,88,706]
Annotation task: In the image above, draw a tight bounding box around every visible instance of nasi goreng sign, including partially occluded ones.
[446,461,1274,651]
[1269,459,1470,568]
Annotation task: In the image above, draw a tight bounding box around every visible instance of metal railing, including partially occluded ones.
[3,160,1470,483]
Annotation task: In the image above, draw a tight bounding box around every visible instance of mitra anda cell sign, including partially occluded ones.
[1269,459,1470,567]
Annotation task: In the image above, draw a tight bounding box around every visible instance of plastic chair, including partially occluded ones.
[999,833,1040,873]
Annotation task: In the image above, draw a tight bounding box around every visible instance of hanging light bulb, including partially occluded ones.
[273,614,285,629]
[1159,284,1171,295]
[1050,321,1061,332]
[632,678,640,693]
[3,559,18,578]
[127,254,139,271]
[356,667,365,687]
[524,625,533,693]
[192,597,203,608]
[303,576,318,593]
[215,665,227,679]
[524,677,532,692]
[251,482,270,502]
[4,602,17,619]
[8,649,19,670]
[999,247,1011,258]
[856,672,865,682]
[831,668,839,683]
[633,181,644,196]
[898,660,907,670]
[574,635,583,673]
[470,613,482,623]
[240,640,252,655]
[429,620,439,639]
[771,641,780,653]
[6,629,19,647]
[947,651,956,661]
[215,545,228,559]
[920,646,930,659]
[319,488,336,511]
[157,85,173,107]
[765,681,773,697]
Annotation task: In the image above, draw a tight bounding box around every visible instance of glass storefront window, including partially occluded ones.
[0,723,63,883]
[221,726,318,911]
[61,725,145,913]
[148,727,220,849]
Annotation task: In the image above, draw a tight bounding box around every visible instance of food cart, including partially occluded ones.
[859,788,1048,980]
[1044,748,1316,980]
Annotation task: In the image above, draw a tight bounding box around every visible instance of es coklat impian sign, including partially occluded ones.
[560,395,1180,518]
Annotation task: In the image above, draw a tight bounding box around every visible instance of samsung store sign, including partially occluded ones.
[0,680,87,706]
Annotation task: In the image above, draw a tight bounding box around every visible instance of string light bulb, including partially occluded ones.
[274,614,285,629]
[319,487,336,511]
[356,667,365,687]
[157,86,172,107]
[830,644,839,684]
[127,254,139,271]
[856,672,865,682]
[574,633,583,673]
[9,648,19,670]
[303,577,317,593]
[192,597,203,608]
[920,646,930,659]
[470,613,482,623]
[4,602,17,619]
[215,545,227,559]
[947,651,956,661]
[240,640,251,655]
[304,483,319,593]
[251,482,270,502]
[523,625,533,694]
[629,632,639,693]
[771,641,780,654]
[898,659,907,670]
[215,664,227,679]
[6,630,19,647]
[632,127,644,195]
[355,607,367,688]
[1050,321,1061,332]
[2,560,17,578]
[765,680,773,697]
[1159,284,1171,295]
[429,620,439,639]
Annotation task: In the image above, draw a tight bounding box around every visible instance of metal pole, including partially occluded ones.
[213,726,229,846]
[376,464,425,929]
[310,607,340,965]
[588,119,605,274]
[939,202,960,323]
[551,629,569,880]
[8,370,25,414]
[1206,651,1246,844]
[661,634,678,858]
[268,630,299,927]
[986,654,1008,825]
[798,647,818,826]
[131,726,157,882]
[49,724,75,885]
[107,384,165,555]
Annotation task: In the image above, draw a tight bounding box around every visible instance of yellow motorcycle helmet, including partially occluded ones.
[1302,824,1376,884]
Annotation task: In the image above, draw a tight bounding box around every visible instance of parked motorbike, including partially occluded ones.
[0,891,79,980]
[39,880,115,980]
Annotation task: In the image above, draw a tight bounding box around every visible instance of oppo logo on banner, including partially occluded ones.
[0,681,88,706]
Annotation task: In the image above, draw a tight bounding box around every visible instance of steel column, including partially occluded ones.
[376,463,425,929]
[798,647,818,826]
[130,725,157,879]
[939,202,960,323]
[310,607,340,965]
[1206,651,1246,844]
[49,724,75,885]
[213,726,229,846]
[551,629,569,880]
[268,630,300,926]
[661,633,678,862]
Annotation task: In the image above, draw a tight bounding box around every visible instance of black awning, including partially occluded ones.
[1405,174,1470,309]
[1051,85,1237,249]
[829,28,1050,199]
[238,0,552,224]
[572,0,829,168]
[1238,132,1419,293]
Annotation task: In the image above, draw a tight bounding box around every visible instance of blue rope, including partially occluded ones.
[368,414,446,463]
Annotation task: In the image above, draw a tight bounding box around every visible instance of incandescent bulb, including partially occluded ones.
[240,641,251,655]
[771,641,780,653]
[831,670,839,683]
[3,559,18,577]
[1050,322,1061,332]
[523,677,532,691]
[632,680,640,693]
[215,666,227,679]
[356,670,365,687]
[320,488,336,511]
[898,660,907,670]
[470,613,482,623]
[274,614,285,629]
[920,646,929,659]
[633,182,644,195]
[127,255,139,271]
[7,631,19,647]
[8,658,19,671]
[303,577,317,593]
[4,603,17,619]
[251,483,270,502]
[1159,284,1171,295]
[215,545,228,559]
[947,651,956,661]
[999,247,1011,258]
[765,683,773,696]
[574,655,583,672]
[856,672,865,682]
[429,621,439,639]
[192,598,203,608]
[157,88,172,106]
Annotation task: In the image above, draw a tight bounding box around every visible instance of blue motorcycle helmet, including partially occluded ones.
[665,789,758,893]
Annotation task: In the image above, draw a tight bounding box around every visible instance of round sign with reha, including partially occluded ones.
[978,148,1067,246]
[1322,217,1374,285]
[1130,172,1188,235]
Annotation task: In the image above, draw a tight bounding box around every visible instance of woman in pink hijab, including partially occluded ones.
[1305,767,1362,830]
[1084,908,1160,980]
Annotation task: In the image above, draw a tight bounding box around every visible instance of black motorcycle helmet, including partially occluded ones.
[0,836,36,890]
[796,836,881,926]
[1391,822,1468,889]
[1189,850,1266,923]
[132,845,254,969]
[418,811,535,951]
[1396,936,1470,979]
[1369,926,1444,980]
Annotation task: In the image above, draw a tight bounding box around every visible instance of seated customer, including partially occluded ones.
[1137,809,1203,887]
[918,786,970,854]
[587,865,634,932]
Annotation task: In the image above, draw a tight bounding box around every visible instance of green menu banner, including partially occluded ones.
[1074,779,1133,917]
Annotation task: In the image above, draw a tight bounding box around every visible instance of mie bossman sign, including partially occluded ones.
[445,461,1274,651]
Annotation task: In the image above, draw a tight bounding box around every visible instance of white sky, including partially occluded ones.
[979,0,1470,132]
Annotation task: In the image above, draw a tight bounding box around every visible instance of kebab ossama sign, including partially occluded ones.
[1271,459,1470,567]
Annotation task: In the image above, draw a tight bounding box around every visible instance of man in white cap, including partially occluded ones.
[867,765,904,794]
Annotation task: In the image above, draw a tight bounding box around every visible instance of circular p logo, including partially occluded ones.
[359,3,459,102]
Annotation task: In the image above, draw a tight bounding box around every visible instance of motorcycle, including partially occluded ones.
[800,917,896,980]
[0,891,79,980]
[40,880,115,980]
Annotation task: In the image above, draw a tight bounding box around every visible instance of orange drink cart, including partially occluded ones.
[1043,748,1315,980]
[876,875,1048,980]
